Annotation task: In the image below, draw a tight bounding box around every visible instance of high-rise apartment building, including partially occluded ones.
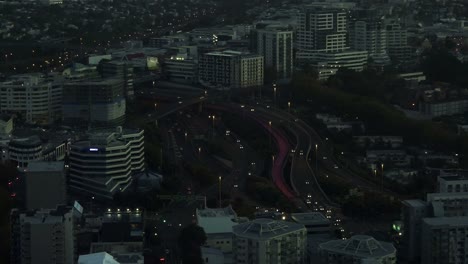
[0,74,62,124]
[297,8,348,52]
[349,18,390,65]
[198,50,263,89]
[252,26,293,80]
[232,219,307,263]
[62,78,126,128]
[10,205,78,264]
[68,127,145,200]
[296,7,368,80]
[385,20,412,63]
[318,235,396,264]
[25,161,66,210]
[421,217,468,264]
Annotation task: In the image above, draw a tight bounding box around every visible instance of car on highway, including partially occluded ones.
[300,150,304,156]
[239,145,244,149]
[305,181,310,185]
[234,184,238,188]
[250,108,255,112]
[323,156,327,160]
[236,139,240,143]
[178,101,183,104]
[333,164,339,169]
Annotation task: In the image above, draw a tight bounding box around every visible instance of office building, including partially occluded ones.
[349,17,390,65]
[100,60,134,99]
[232,218,307,263]
[296,7,368,80]
[318,235,396,264]
[421,217,468,264]
[438,174,468,193]
[10,205,79,264]
[198,50,263,89]
[0,74,62,124]
[26,161,66,210]
[290,212,332,236]
[196,206,240,253]
[69,127,145,200]
[252,27,293,80]
[6,135,68,168]
[164,54,198,84]
[62,78,126,128]
[401,199,429,262]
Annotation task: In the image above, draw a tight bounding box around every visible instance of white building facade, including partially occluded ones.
[253,27,293,80]
[0,74,62,124]
[69,127,145,200]
[232,219,307,264]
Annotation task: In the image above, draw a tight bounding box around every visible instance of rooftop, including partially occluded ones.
[402,199,427,208]
[319,235,396,258]
[196,206,238,234]
[233,218,306,240]
[27,161,64,172]
[423,216,468,227]
[78,252,120,264]
[290,212,330,225]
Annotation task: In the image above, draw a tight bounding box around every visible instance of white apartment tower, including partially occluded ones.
[296,7,368,80]
[0,74,62,124]
[232,219,307,264]
[253,27,293,80]
[350,18,390,65]
[198,50,263,89]
[297,8,348,52]
[68,127,145,200]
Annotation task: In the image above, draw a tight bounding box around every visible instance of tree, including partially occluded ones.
[178,224,207,264]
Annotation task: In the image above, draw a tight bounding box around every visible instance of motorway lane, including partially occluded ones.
[206,104,308,210]
[254,107,335,208]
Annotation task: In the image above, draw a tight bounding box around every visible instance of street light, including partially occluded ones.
[273,83,277,106]
[381,163,384,191]
[288,101,291,113]
[184,132,188,142]
[315,144,318,172]
[198,147,201,159]
[218,176,222,208]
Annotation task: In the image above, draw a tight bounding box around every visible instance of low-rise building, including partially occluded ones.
[196,206,239,253]
[318,235,397,264]
[290,212,332,236]
[232,218,307,264]
[164,54,198,84]
[438,174,468,193]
